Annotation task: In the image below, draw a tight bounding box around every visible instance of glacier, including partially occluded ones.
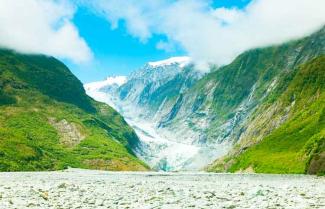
[84,58,231,171]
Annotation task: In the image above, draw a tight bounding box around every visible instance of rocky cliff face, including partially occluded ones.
[206,27,325,174]
[86,27,325,172]
[170,26,324,146]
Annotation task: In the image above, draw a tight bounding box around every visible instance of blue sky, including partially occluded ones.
[65,7,184,82]
[64,0,252,83]
[2,0,323,84]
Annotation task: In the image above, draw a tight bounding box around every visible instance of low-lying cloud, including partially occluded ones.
[0,0,92,63]
[1,0,324,67]
[87,0,325,69]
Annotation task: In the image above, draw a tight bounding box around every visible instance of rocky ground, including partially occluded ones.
[0,169,324,209]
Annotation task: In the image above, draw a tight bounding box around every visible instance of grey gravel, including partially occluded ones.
[0,169,324,209]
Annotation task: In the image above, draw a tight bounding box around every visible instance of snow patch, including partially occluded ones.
[148,56,191,68]
[84,76,127,91]
[84,76,126,109]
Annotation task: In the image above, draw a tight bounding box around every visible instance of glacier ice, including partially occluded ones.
[84,58,230,171]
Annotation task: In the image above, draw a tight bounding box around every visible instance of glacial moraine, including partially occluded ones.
[0,169,324,209]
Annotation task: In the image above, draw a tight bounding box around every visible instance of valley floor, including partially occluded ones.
[0,169,324,209]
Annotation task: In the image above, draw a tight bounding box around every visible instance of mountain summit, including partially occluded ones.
[148,56,191,68]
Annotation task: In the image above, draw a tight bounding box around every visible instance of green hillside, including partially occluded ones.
[0,49,149,171]
[207,29,325,175]
[220,57,324,174]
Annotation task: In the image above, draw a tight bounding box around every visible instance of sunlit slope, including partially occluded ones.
[0,49,149,171]
[208,55,325,175]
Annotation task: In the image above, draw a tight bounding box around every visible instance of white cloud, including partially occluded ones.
[85,0,164,42]
[156,40,176,52]
[86,0,325,69]
[0,0,92,63]
[212,7,243,25]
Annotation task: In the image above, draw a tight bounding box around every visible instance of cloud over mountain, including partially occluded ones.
[1,0,324,68]
[87,0,325,68]
[0,0,92,63]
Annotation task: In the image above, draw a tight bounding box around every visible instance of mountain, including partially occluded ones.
[86,27,325,174]
[85,57,207,171]
[0,49,149,171]
[172,27,324,174]
[208,55,324,175]
[84,76,127,110]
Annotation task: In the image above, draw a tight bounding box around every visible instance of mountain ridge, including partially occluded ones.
[86,26,324,173]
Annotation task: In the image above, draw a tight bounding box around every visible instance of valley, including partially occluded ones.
[85,57,232,171]
[0,21,324,174]
[0,1,325,208]
[85,27,325,173]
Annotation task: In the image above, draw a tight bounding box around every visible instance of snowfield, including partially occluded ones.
[148,56,191,68]
[0,169,324,209]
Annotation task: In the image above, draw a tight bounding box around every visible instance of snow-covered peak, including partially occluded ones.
[148,56,191,68]
[104,76,127,86]
[84,76,127,91]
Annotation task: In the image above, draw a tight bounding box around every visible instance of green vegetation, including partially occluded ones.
[209,56,325,175]
[228,56,325,174]
[206,27,325,175]
[195,26,324,119]
[0,49,149,171]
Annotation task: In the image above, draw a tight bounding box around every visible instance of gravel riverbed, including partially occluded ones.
[0,169,324,209]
